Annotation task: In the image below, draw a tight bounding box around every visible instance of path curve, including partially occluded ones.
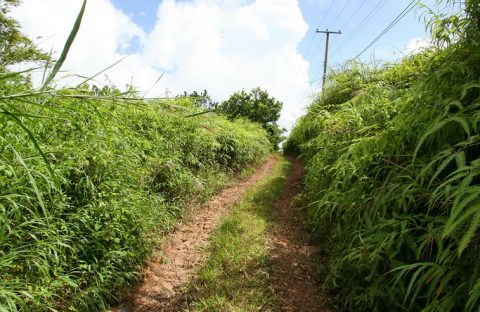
[114,156,277,312]
[269,157,329,311]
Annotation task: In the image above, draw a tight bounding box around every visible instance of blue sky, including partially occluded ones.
[110,0,437,79]
[300,0,432,75]
[12,0,451,129]
[107,0,440,107]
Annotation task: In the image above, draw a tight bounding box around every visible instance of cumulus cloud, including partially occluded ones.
[406,37,432,54]
[11,0,151,88]
[11,0,311,129]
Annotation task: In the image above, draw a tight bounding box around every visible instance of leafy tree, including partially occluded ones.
[264,122,286,152]
[218,87,285,149]
[219,87,281,125]
[0,0,47,68]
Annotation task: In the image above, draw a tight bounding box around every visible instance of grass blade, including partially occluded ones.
[76,56,127,87]
[41,0,87,91]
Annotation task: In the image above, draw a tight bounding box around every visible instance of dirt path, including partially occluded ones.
[113,156,276,312]
[269,157,329,311]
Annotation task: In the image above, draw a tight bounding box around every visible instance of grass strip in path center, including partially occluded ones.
[179,154,290,311]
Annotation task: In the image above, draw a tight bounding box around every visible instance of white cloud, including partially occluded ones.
[304,0,330,6]
[11,0,150,87]
[11,0,311,130]
[406,37,431,54]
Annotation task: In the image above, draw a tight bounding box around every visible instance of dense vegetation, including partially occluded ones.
[0,83,270,311]
[218,87,285,150]
[285,1,480,310]
[0,4,271,310]
[181,87,285,150]
[0,3,285,306]
[0,0,47,67]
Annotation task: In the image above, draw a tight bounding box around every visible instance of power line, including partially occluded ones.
[307,0,387,94]
[339,0,368,30]
[283,0,336,104]
[354,0,417,59]
[290,0,420,107]
[316,29,342,91]
[314,0,387,85]
[333,0,388,54]
[290,33,341,106]
[328,0,354,27]
[283,63,309,106]
[281,36,314,100]
[308,31,340,83]
[319,0,336,27]
[285,0,357,105]
[311,37,336,82]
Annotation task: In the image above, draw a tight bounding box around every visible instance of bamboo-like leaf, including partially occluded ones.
[460,83,480,100]
[0,111,65,121]
[143,72,165,97]
[413,119,447,162]
[458,210,480,256]
[9,146,48,221]
[185,109,215,118]
[1,112,55,177]
[0,67,42,81]
[41,0,87,91]
[413,114,472,163]
[76,56,126,87]
[428,150,458,188]
[41,48,54,86]
[444,201,480,239]
[466,278,480,312]
[455,151,467,168]
[451,116,471,137]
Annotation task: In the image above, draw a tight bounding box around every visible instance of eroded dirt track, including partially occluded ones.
[269,157,329,312]
[113,156,276,312]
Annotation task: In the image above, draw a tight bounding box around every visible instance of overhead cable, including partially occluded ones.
[353,0,417,59]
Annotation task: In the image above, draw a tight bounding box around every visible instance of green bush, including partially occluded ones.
[285,1,480,310]
[0,83,270,311]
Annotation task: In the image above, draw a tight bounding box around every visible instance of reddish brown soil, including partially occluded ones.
[113,156,276,312]
[269,157,330,312]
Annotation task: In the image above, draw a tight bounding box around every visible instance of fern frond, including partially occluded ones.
[458,209,480,256]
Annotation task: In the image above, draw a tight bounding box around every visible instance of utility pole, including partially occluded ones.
[316,29,341,91]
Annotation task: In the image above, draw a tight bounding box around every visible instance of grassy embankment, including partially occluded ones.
[284,1,480,311]
[183,155,290,311]
[0,76,271,311]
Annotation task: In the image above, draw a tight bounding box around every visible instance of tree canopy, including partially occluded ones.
[218,87,282,126]
[218,87,285,149]
[0,0,47,68]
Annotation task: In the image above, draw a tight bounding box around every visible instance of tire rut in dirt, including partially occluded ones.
[269,157,329,312]
[112,156,277,312]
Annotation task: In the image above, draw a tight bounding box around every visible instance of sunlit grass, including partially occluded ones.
[0,79,271,311]
[183,155,290,312]
[284,1,480,310]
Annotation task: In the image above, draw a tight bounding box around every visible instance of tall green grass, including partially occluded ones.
[285,0,480,310]
[0,74,270,311]
[0,2,272,310]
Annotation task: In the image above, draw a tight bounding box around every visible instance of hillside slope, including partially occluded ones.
[0,82,270,311]
[285,2,480,310]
